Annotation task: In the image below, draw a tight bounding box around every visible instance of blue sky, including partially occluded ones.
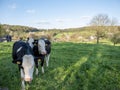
[0,0,120,29]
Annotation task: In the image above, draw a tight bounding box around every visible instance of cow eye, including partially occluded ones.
[32,66,34,68]
[39,45,41,47]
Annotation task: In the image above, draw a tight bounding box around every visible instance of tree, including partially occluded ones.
[111,27,120,46]
[90,14,110,44]
[109,18,120,45]
[0,24,6,37]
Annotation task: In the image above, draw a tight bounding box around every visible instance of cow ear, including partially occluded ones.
[17,61,21,64]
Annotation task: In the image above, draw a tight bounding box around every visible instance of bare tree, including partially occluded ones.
[90,14,110,44]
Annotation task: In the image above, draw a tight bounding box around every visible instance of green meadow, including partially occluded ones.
[0,42,120,90]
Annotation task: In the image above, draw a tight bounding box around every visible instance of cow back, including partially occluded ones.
[12,41,33,64]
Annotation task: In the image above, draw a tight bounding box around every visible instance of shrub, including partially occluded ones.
[111,32,120,45]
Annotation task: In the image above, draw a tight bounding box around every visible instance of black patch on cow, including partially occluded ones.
[33,39,39,57]
[12,40,33,65]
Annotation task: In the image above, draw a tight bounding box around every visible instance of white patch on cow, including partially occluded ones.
[42,66,44,73]
[44,38,47,40]
[22,55,35,82]
[45,54,50,67]
[17,47,22,53]
[38,39,46,55]
[27,37,34,48]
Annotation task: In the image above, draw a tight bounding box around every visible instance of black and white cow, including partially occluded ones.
[12,40,35,90]
[27,38,51,74]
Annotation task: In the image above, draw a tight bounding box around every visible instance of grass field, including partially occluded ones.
[0,42,120,90]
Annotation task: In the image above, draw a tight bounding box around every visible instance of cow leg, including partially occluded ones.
[41,59,44,73]
[42,66,44,73]
[45,54,50,67]
[21,69,25,90]
[36,68,39,75]
[35,60,39,75]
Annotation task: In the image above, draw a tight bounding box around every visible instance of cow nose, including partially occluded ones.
[25,78,32,82]
[41,51,46,55]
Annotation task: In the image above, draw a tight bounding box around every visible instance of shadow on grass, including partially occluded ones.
[41,42,120,90]
[0,43,21,90]
[0,42,120,90]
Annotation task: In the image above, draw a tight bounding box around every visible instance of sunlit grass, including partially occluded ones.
[0,42,120,90]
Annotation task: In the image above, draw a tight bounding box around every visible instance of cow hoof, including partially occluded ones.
[36,72,39,76]
[42,67,44,74]
[21,86,25,90]
[42,71,44,74]
[46,65,49,67]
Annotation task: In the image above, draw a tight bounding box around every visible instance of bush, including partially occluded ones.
[111,32,120,45]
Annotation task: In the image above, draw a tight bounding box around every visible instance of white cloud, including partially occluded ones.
[36,20,51,25]
[80,16,92,20]
[56,19,65,22]
[9,3,17,9]
[28,17,91,29]
[26,9,36,13]
[55,18,72,23]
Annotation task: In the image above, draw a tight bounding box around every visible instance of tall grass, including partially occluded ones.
[0,42,120,90]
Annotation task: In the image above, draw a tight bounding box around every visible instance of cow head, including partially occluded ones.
[29,38,47,55]
[22,55,35,82]
[33,39,38,46]
[27,37,34,48]
[38,39,46,55]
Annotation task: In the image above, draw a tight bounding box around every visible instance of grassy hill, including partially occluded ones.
[1,24,120,45]
[0,42,120,90]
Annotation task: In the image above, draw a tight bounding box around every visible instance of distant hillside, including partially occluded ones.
[1,24,119,33]
[1,24,120,43]
[1,24,40,32]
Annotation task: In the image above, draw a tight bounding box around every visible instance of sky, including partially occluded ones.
[0,0,120,29]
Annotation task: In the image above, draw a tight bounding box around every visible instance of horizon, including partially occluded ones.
[0,0,120,29]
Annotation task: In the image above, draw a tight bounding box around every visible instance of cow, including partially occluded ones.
[12,40,35,90]
[27,38,51,75]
